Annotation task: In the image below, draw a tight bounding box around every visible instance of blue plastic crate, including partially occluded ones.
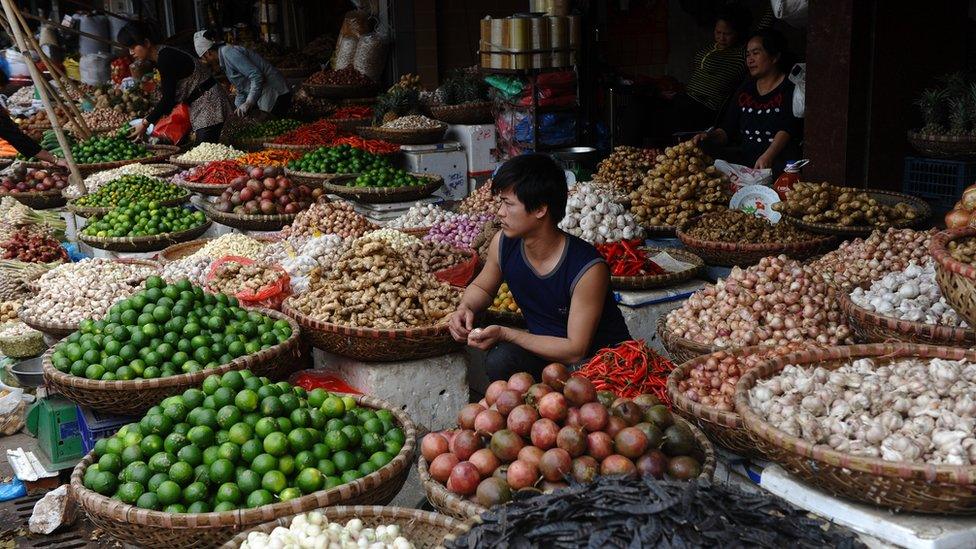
[903,156,976,214]
[78,405,135,453]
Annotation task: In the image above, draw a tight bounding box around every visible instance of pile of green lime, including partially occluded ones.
[81,203,207,238]
[238,119,303,139]
[351,167,423,188]
[288,144,388,174]
[82,370,405,513]
[50,276,292,381]
[75,175,186,208]
[65,135,150,164]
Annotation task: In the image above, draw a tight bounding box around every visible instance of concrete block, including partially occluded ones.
[616,279,706,357]
[313,349,469,433]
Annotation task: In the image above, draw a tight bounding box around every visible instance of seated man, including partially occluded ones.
[449,154,632,382]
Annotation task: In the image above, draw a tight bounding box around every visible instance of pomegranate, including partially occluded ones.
[447,462,481,495]
[421,433,449,462]
[636,450,668,479]
[429,453,459,484]
[492,464,509,481]
[450,429,483,461]
[485,380,508,405]
[571,456,598,483]
[517,445,544,468]
[495,389,523,416]
[585,431,614,461]
[634,422,663,448]
[542,363,569,390]
[457,403,485,430]
[476,477,512,507]
[525,383,552,404]
[633,394,661,411]
[600,454,637,477]
[614,427,649,459]
[605,416,628,438]
[530,419,559,449]
[506,459,539,490]
[474,409,505,434]
[469,448,501,477]
[489,429,525,462]
[579,402,609,432]
[556,426,586,457]
[508,372,534,394]
[597,390,616,408]
[538,448,572,481]
[506,405,539,438]
[563,376,597,406]
[537,392,568,422]
[612,400,644,426]
[566,407,581,428]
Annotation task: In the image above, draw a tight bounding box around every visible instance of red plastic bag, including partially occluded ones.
[289,370,362,394]
[206,256,291,310]
[152,103,191,145]
[519,71,577,107]
[436,252,481,288]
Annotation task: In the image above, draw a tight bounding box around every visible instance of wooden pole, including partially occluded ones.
[9,10,95,106]
[0,0,85,196]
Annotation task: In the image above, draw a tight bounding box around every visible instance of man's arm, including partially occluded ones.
[449,232,504,342]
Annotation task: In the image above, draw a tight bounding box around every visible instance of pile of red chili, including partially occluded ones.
[575,340,674,404]
[330,136,400,155]
[184,160,249,186]
[272,119,341,146]
[595,240,665,277]
[330,105,372,119]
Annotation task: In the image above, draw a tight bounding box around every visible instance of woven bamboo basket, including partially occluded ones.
[642,224,677,238]
[327,117,371,132]
[42,308,301,415]
[78,221,212,253]
[16,304,75,339]
[219,506,465,549]
[321,174,443,204]
[173,178,232,197]
[675,220,836,267]
[170,155,242,169]
[70,393,416,548]
[262,142,321,152]
[16,145,183,175]
[417,416,716,521]
[931,227,976,327]
[735,343,976,514]
[429,101,493,125]
[782,190,931,238]
[610,247,704,291]
[359,125,448,145]
[202,202,302,232]
[157,235,281,263]
[283,168,355,185]
[655,316,721,364]
[7,188,66,210]
[838,289,976,346]
[281,298,460,362]
[302,82,377,99]
[25,257,157,294]
[67,192,190,218]
[908,130,976,158]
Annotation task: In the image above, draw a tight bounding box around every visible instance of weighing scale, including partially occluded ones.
[25,396,83,471]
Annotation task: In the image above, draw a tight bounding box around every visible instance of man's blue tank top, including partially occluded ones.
[498,232,631,355]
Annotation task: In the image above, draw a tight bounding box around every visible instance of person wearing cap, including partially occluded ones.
[194,30,292,118]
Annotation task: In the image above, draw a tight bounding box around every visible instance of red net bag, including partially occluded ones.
[435,252,481,287]
[206,256,292,310]
[289,370,362,394]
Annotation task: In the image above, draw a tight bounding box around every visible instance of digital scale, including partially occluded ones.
[25,396,84,471]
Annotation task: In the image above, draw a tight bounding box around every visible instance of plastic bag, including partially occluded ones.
[0,381,26,435]
[289,370,361,394]
[772,0,809,26]
[334,35,359,69]
[435,253,481,287]
[151,103,191,145]
[353,31,389,83]
[79,53,111,85]
[335,10,371,69]
[206,256,291,310]
[789,63,805,118]
[714,159,773,193]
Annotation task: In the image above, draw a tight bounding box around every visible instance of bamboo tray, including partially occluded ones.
[676,220,836,267]
[908,130,976,158]
[17,145,182,175]
[610,247,704,291]
[358,124,448,145]
[6,188,66,210]
[839,289,976,346]
[781,190,931,238]
[429,101,493,125]
[78,222,211,253]
[202,203,299,232]
[172,178,232,197]
[157,235,281,263]
[655,316,721,364]
[321,173,443,204]
[66,192,190,218]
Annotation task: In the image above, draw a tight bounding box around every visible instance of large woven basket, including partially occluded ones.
[302,82,377,99]
[25,256,157,295]
[838,289,976,346]
[782,190,931,238]
[931,227,976,327]
[283,168,355,185]
[907,130,976,158]
[78,221,212,253]
[417,415,716,521]
[262,142,321,152]
[19,145,183,175]
[70,393,416,548]
[281,298,461,362]
[610,247,704,291]
[157,235,281,263]
[7,188,66,210]
[42,308,301,415]
[173,177,232,197]
[642,224,678,238]
[327,117,371,132]
[16,304,75,339]
[655,316,720,364]
[676,220,835,267]
[429,101,492,125]
[321,174,443,204]
[235,136,274,152]
[735,343,976,514]
[67,192,190,218]
[202,204,299,232]
[219,506,463,549]
[359,125,448,145]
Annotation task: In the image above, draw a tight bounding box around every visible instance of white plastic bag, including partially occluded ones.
[714,159,773,193]
[4,48,29,78]
[79,53,111,85]
[789,63,805,118]
[353,31,389,83]
[771,0,808,27]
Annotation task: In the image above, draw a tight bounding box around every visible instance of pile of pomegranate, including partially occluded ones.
[0,167,70,194]
[211,166,321,216]
[422,364,706,508]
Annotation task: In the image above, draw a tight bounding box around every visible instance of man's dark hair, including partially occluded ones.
[491,153,567,223]
[117,22,156,48]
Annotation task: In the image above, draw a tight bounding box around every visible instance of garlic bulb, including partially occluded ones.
[558,182,643,244]
[240,512,414,549]
[850,261,966,327]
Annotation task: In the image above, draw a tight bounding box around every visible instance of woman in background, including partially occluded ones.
[194,30,292,118]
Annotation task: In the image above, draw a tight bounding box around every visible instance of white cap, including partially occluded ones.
[193,30,215,57]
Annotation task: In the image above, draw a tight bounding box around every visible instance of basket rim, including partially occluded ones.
[322,173,443,197]
[169,155,244,168]
[734,343,976,484]
[17,304,78,333]
[781,190,932,236]
[78,221,212,250]
[70,392,417,529]
[156,235,281,264]
[675,218,835,254]
[281,297,453,339]
[655,315,720,358]
[929,227,976,279]
[7,187,65,199]
[838,287,976,344]
[360,123,447,136]
[609,246,704,288]
[283,168,359,181]
[67,191,191,217]
[172,178,232,195]
[201,202,301,224]
[262,142,323,151]
[16,144,183,172]
[42,307,301,392]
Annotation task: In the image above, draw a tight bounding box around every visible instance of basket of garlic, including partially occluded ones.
[735,343,976,514]
[558,182,644,244]
[219,507,465,549]
[930,227,976,328]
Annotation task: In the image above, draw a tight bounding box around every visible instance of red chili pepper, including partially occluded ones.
[575,340,674,405]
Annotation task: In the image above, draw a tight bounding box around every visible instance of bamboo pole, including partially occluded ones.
[10,10,94,109]
[0,0,85,196]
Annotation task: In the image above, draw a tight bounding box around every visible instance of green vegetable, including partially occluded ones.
[287,144,388,174]
[352,167,422,188]
[63,135,150,164]
[81,202,207,238]
[238,119,303,139]
[76,175,185,208]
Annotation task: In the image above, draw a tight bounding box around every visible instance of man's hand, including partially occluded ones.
[129,119,148,141]
[467,325,505,351]
[448,305,475,342]
[691,131,709,145]
[235,101,255,118]
[754,153,773,170]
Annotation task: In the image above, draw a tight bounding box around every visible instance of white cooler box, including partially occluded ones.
[401,142,470,202]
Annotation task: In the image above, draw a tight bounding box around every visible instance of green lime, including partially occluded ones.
[120,445,143,466]
[260,470,287,494]
[340,396,357,412]
[251,454,277,476]
[312,443,331,460]
[216,482,242,504]
[155,480,181,505]
[358,462,378,476]
[182,481,207,504]
[294,451,316,472]
[124,462,151,485]
[105,436,124,456]
[217,442,241,463]
[320,396,345,419]
[213,501,236,513]
[228,423,253,446]
[147,472,169,492]
[324,431,349,453]
[308,409,326,430]
[163,432,188,455]
[245,489,273,508]
[234,389,258,412]
[216,405,242,429]
[278,394,300,414]
[186,501,210,514]
[209,459,235,485]
[340,470,361,484]
[316,459,336,477]
[136,492,160,510]
[295,467,323,494]
[177,444,203,467]
[277,455,295,477]
[168,461,194,486]
[278,487,301,502]
[385,428,405,446]
[360,432,383,455]
[289,408,310,429]
[98,453,122,474]
[260,396,284,418]
[117,481,144,504]
[287,429,313,454]
[201,375,220,395]
[331,450,355,472]
[263,432,288,457]
[212,387,234,409]
[362,418,384,435]
[306,388,328,409]
[202,446,220,466]
[187,425,215,448]
[236,469,261,495]
[341,425,362,448]
[240,438,262,464]
[254,417,278,439]
[276,418,292,434]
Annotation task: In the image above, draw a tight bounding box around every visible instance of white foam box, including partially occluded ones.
[445,124,498,174]
[401,142,469,202]
[760,464,976,549]
[615,279,706,357]
[312,349,470,433]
